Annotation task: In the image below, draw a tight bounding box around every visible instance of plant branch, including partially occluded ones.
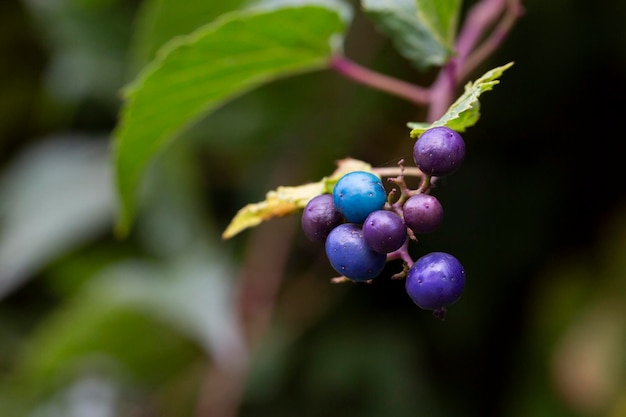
[426,61,458,122]
[427,0,522,121]
[455,0,509,62]
[194,216,298,417]
[329,0,522,119]
[427,0,506,121]
[329,55,431,105]
[458,0,523,80]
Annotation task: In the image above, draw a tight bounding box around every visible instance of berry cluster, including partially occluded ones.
[301,126,467,317]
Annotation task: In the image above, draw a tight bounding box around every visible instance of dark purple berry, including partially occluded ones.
[413,126,465,176]
[405,252,465,310]
[362,210,407,254]
[333,171,387,223]
[402,194,443,234]
[301,194,344,243]
[325,223,386,281]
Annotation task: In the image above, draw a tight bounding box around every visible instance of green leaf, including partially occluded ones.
[223,158,373,239]
[415,0,462,48]
[408,62,514,137]
[128,0,248,74]
[362,0,451,69]
[113,5,350,236]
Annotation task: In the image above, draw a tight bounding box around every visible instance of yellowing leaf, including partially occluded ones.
[222,158,373,239]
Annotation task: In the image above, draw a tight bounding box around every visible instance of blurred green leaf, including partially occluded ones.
[91,245,246,363]
[3,245,242,415]
[134,140,212,257]
[24,374,121,417]
[362,0,451,69]
[408,62,513,136]
[8,305,202,414]
[113,5,350,236]
[415,0,462,48]
[22,0,132,104]
[0,138,113,299]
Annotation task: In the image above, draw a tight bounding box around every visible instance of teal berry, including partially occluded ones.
[332,171,387,223]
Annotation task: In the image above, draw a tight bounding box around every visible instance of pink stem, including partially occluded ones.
[455,0,507,62]
[329,0,522,120]
[427,0,521,121]
[329,55,431,105]
[459,0,524,80]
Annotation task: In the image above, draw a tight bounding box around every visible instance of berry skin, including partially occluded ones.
[413,126,465,176]
[301,194,344,243]
[405,252,465,310]
[333,171,387,223]
[362,210,407,254]
[402,194,443,234]
[325,223,386,281]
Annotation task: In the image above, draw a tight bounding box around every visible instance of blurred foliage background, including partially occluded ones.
[0,0,625,416]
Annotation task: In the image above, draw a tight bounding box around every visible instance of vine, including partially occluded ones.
[109,0,525,415]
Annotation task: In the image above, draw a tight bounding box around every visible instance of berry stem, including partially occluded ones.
[432,307,447,320]
[385,160,416,210]
[387,239,414,267]
[331,276,352,284]
[373,165,424,178]
[417,175,432,194]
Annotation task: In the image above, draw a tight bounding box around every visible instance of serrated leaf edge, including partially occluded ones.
[408,62,514,137]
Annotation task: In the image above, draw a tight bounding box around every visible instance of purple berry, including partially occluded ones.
[362,210,407,254]
[325,223,386,281]
[405,252,465,310]
[402,194,443,234]
[301,194,344,243]
[333,171,387,223]
[413,126,465,176]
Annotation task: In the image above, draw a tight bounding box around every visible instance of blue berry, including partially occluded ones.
[333,171,386,223]
[405,252,465,310]
[301,194,344,243]
[413,126,465,176]
[402,194,443,234]
[362,210,407,254]
[325,223,386,281]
